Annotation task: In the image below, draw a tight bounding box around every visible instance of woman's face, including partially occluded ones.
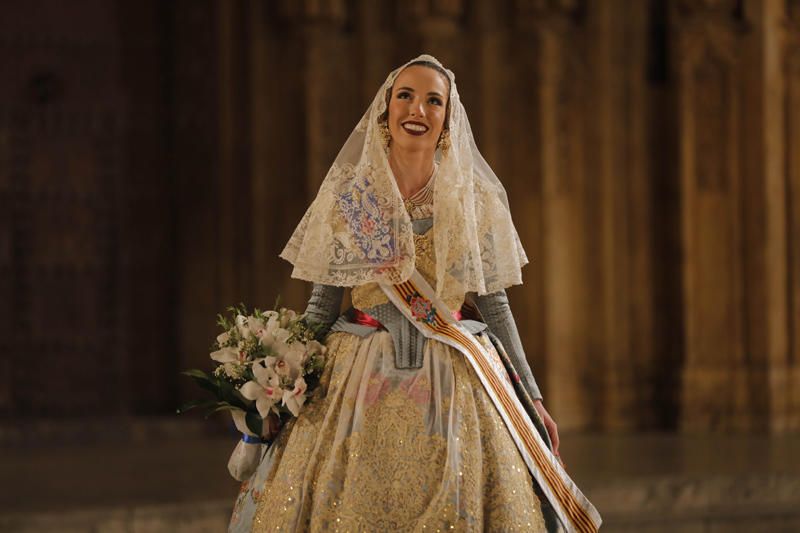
[387,65,449,154]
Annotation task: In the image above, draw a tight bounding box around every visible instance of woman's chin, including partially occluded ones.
[391,137,437,154]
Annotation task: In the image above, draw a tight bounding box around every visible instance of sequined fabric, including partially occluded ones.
[229,331,547,532]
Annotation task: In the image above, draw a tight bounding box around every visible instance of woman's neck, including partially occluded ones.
[388,147,436,199]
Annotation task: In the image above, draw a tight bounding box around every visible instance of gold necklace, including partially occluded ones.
[403,164,437,215]
[399,163,436,198]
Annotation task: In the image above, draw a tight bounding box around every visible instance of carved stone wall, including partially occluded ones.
[671,0,749,430]
[3,0,798,432]
[670,0,797,431]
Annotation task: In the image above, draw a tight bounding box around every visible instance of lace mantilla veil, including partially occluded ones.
[280,54,528,301]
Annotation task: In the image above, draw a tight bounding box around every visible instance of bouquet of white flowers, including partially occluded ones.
[179,304,327,480]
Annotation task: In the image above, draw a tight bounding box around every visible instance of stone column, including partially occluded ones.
[585,0,657,430]
[671,0,792,431]
[514,0,595,429]
[779,0,800,431]
[672,0,748,431]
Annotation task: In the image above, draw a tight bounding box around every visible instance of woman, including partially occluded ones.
[229,55,600,533]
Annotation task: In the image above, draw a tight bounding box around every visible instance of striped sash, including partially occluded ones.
[380,271,602,533]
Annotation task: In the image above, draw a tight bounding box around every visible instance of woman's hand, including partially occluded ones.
[533,399,562,462]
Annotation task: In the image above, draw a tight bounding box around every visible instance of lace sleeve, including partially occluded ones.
[474,290,543,401]
[304,284,345,336]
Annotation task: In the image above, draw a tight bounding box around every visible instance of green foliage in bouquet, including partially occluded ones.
[177,301,328,437]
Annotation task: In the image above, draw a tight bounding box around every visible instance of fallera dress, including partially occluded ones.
[228,174,556,532]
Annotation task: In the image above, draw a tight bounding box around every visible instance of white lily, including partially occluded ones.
[281,377,308,416]
[266,311,279,325]
[282,343,307,379]
[210,346,241,363]
[274,327,292,344]
[236,315,252,340]
[258,315,279,343]
[274,358,291,378]
[247,316,266,338]
[240,360,283,418]
[278,308,297,328]
[216,331,231,345]
[259,326,293,356]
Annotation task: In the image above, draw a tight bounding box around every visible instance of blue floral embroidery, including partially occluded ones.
[338,175,395,263]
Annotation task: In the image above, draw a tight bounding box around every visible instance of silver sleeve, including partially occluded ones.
[304,284,345,335]
[474,289,543,401]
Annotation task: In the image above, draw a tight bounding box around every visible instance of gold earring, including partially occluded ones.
[437,129,450,156]
[379,121,392,150]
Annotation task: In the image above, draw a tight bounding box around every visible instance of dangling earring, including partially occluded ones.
[437,129,451,156]
[379,120,392,151]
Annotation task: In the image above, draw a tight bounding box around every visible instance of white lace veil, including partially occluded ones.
[280,54,528,299]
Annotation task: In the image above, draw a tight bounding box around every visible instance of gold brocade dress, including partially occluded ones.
[228,177,547,532]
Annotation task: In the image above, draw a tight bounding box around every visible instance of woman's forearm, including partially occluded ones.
[474,290,543,401]
[304,283,345,335]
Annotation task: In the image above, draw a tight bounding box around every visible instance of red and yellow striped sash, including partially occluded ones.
[380,272,602,533]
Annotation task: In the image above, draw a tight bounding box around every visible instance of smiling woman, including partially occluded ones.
[228,55,601,533]
[382,63,450,200]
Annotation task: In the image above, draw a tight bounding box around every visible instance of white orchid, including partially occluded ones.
[282,377,308,417]
[247,316,266,338]
[274,358,291,378]
[192,305,325,429]
[257,314,280,342]
[210,346,242,364]
[235,314,252,340]
[278,308,297,328]
[282,343,307,378]
[274,327,292,345]
[240,360,283,418]
[265,310,279,325]
[259,325,293,356]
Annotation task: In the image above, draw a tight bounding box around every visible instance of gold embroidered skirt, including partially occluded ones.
[229,331,547,532]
